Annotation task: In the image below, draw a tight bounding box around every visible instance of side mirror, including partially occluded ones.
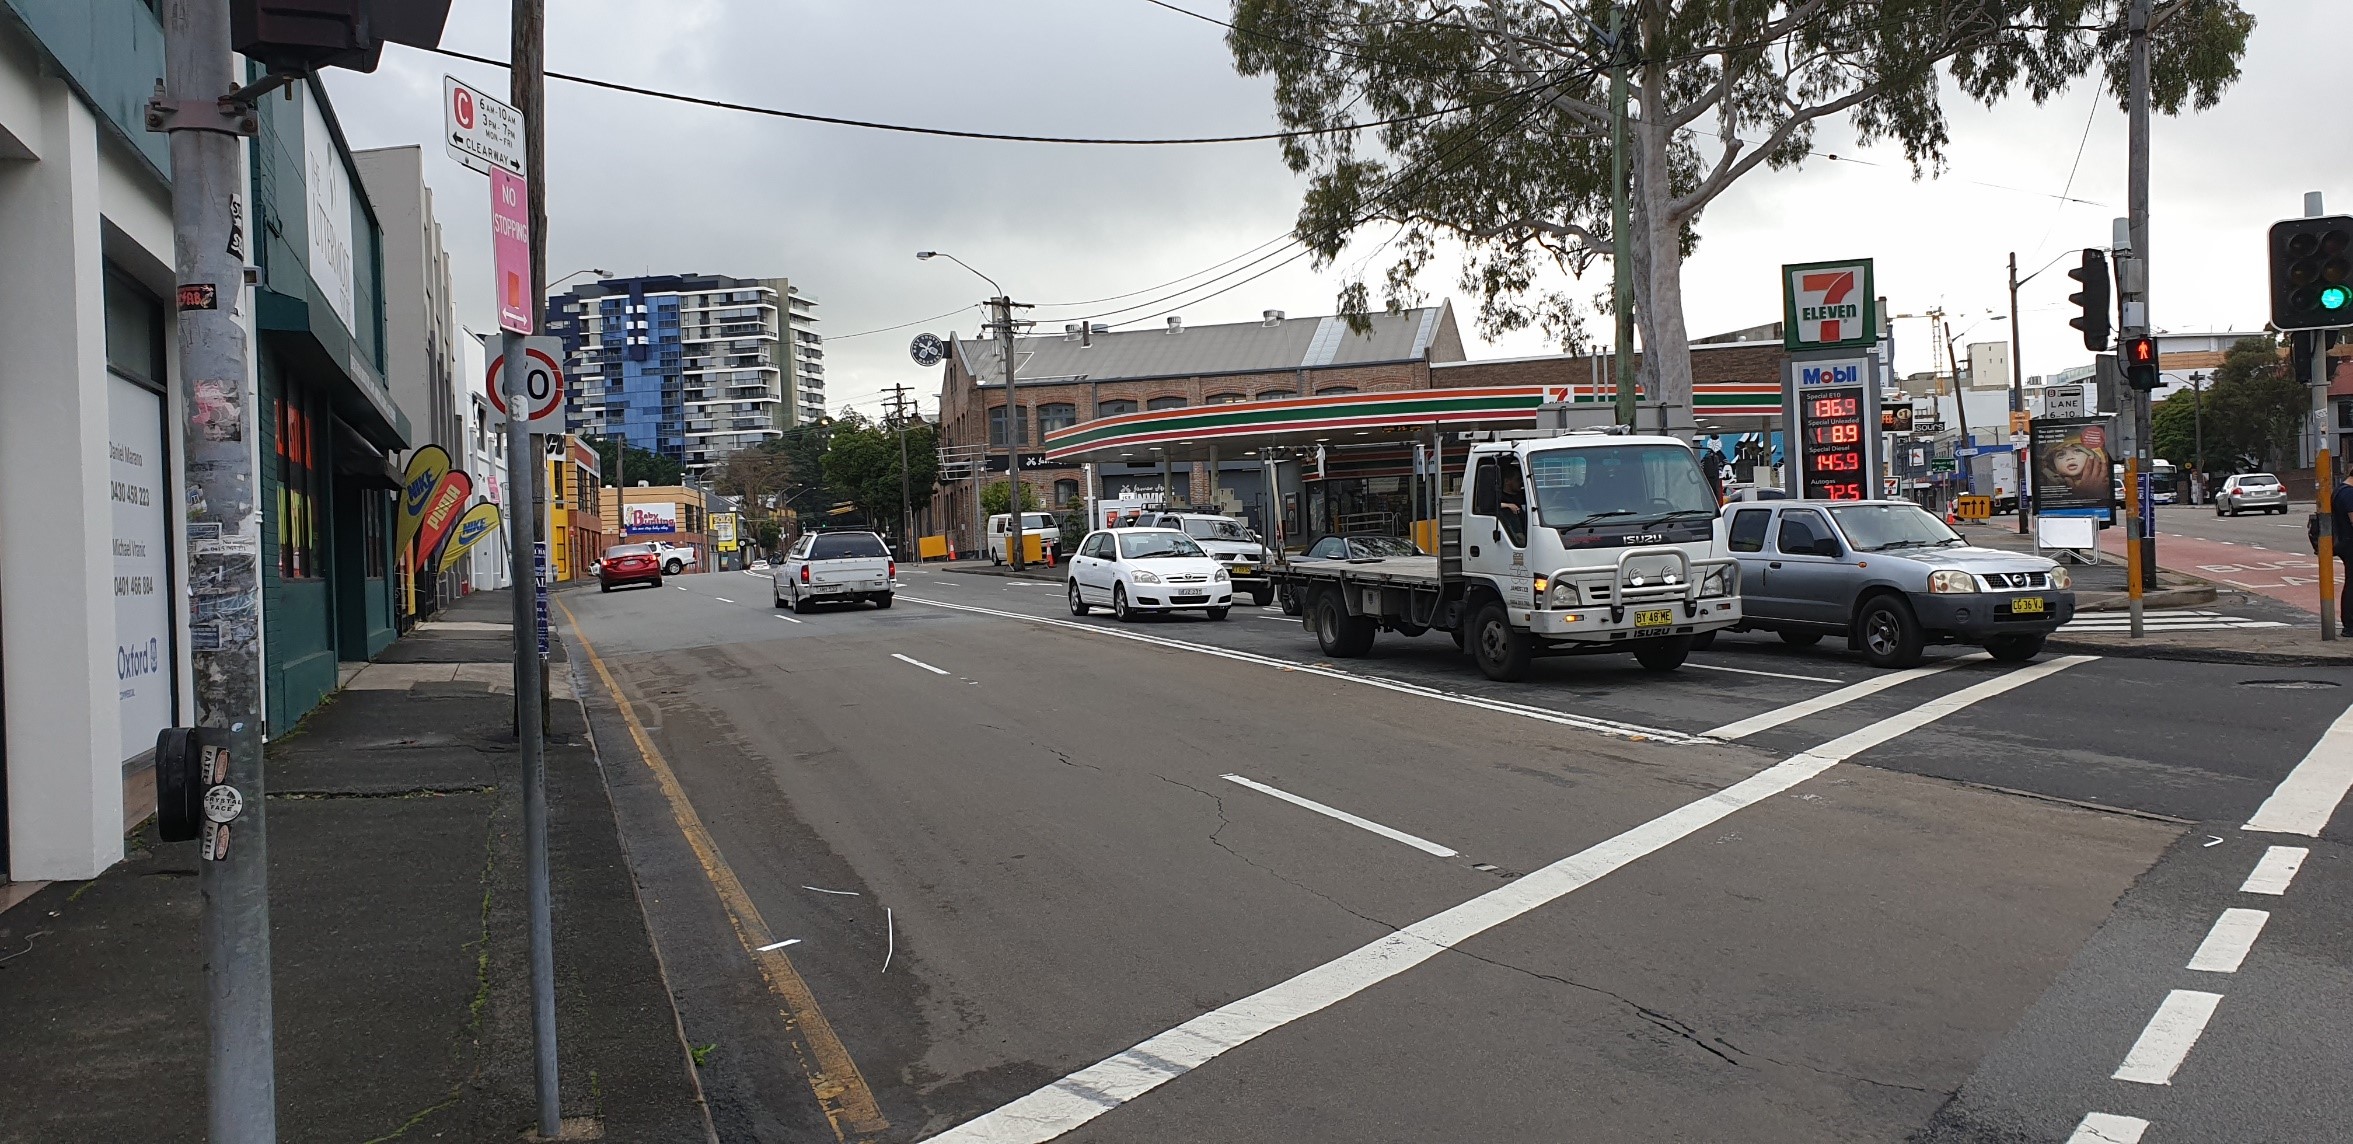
[1812,536,1844,558]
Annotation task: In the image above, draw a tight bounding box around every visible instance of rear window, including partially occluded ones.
[2242,474,2279,486]
[809,533,889,560]
[604,544,655,557]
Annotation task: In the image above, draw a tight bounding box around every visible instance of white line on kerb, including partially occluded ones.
[1220,774,1459,857]
[675,585,689,591]
[2185,908,2269,973]
[756,938,801,952]
[891,652,950,675]
[903,595,1694,743]
[1680,661,1841,684]
[1701,653,1991,740]
[2065,1112,2150,1144]
[925,655,2090,1144]
[2240,845,2308,895]
[2112,989,2224,1085]
[2243,700,2353,836]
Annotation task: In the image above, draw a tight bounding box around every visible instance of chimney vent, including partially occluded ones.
[1263,310,1285,326]
[1064,323,1082,341]
[1166,316,1183,334]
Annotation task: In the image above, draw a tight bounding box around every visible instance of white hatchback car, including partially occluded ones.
[1066,527,1233,621]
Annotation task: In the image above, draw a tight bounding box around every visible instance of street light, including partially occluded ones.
[919,249,1030,569]
[549,267,610,291]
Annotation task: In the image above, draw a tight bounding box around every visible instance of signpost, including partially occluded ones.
[443,76,524,176]
[2044,385,2087,419]
[1782,260,1883,500]
[485,337,566,424]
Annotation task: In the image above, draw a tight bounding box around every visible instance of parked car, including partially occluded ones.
[988,512,1059,564]
[1132,512,1272,605]
[1066,527,1233,621]
[1719,499,2074,667]
[773,530,896,613]
[597,543,663,592]
[2215,472,2289,517]
[1279,534,1425,614]
[1723,485,1791,502]
[651,541,698,575]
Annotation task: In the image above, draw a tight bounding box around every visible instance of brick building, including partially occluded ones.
[930,306,1465,551]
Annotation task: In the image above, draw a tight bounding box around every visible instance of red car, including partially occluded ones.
[598,543,663,592]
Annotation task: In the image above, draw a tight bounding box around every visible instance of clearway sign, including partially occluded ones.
[1782,259,1878,351]
[443,76,525,176]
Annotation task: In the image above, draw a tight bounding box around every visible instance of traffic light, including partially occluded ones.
[2067,248,2112,351]
[231,0,452,75]
[2269,215,2353,332]
[2122,334,2161,391]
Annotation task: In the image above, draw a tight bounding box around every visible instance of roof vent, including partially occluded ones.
[1064,323,1083,341]
[1263,310,1285,326]
[1166,316,1183,334]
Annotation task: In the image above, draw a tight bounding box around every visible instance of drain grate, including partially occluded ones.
[2239,679,2342,689]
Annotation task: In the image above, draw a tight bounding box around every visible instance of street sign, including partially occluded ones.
[1914,417,1944,433]
[444,76,524,176]
[2045,384,2087,419]
[492,169,532,334]
[1930,458,1957,474]
[910,332,946,367]
[486,337,566,424]
[1781,259,1879,351]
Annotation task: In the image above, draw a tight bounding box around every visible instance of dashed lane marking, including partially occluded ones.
[2239,846,2308,894]
[1701,653,1991,740]
[891,652,951,675]
[2112,989,2224,1085]
[1220,773,1459,857]
[2185,908,2269,973]
[2065,1112,2149,1143]
[2243,699,2353,836]
[714,597,734,603]
[773,614,805,624]
[926,655,2091,1144]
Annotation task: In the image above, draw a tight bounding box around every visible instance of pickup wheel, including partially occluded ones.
[1313,592,1376,658]
[1857,596,1926,668]
[1068,581,1090,616]
[872,593,893,610]
[1469,601,1530,682]
[1778,631,1823,648]
[1250,586,1273,607]
[1633,635,1693,672]
[1689,630,1717,651]
[773,588,786,608]
[791,587,815,615]
[664,559,684,575]
[1985,634,2044,662]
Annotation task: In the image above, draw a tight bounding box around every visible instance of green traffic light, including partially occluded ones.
[2324,284,2352,312]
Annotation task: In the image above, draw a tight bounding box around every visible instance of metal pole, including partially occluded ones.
[2122,0,2153,638]
[160,0,276,1136]
[1607,3,1635,428]
[997,296,1024,570]
[2315,335,2339,642]
[501,332,560,1136]
[2010,252,2030,533]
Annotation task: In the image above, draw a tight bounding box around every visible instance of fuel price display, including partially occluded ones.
[1800,386,1868,500]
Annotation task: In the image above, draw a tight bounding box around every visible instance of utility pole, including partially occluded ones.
[159,0,275,1136]
[2119,0,2155,638]
[993,296,1029,570]
[2009,252,2030,534]
[1607,3,1635,428]
[886,384,914,549]
[2308,193,2339,642]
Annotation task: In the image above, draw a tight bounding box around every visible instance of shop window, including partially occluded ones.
[364,489,388,576]
[1053,478,1080,506]
[1037,403,1078,434]
[103,269,166,387]
[276,388,326,580]
[1146,396,1187,410]
[1098,399,1138,417]
[1204,392,1247,405]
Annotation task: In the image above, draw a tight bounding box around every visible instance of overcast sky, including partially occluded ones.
[322,0,2343,420]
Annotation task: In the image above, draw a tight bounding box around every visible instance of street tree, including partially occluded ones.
[980,479,1042,515]
[1227,0,2254,416]
[718,442,796,516]
[820,413,940,535]
[2195,335,2302,474]
[589,437,681,489]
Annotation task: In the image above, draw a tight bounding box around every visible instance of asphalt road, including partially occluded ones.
[559,564,2353,1143]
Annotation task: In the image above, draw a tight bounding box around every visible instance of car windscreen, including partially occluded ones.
[1117,532,1206,559]
[1527,444,1716,529]
[2242,474,2279,486]
[604,545,655,557]
[1181,518,1250,541]
[1347,536,1422,557]
[809,533,889,560]
[1827,504,1963,552]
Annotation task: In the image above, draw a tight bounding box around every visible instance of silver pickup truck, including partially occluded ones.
[1719,499,2074,667]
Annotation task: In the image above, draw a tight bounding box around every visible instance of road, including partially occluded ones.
[559,564,2353,1143]
[2102,503,2328,616]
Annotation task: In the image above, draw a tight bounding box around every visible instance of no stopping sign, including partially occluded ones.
[486,336,566,425]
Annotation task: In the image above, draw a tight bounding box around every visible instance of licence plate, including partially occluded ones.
[1633,608,1675,628]
[2011,596,2046,615]
[1173,593,1207,602]
[1232,564,1254,576]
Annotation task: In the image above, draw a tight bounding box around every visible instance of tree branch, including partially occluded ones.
[1668,83,1876,221]
[1470,216,1601,247]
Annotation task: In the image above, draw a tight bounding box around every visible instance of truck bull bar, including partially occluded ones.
[1546,545,1739,625]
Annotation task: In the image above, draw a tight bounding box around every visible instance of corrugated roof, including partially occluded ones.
[956,306,1446,385]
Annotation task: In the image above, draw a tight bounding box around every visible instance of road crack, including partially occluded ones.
[1152,773,1400,934]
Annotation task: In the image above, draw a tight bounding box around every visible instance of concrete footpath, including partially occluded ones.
[0,589,713,1143]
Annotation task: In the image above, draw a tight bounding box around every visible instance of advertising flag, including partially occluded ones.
[436,503,502,574]
[397,445,453,554]
[415,471,476,568]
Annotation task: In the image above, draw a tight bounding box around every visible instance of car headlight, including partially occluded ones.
[2048,565,2071,590]
[1132,570,1161,584]
[1927,569,1977,594]
[1213,567,1230,581]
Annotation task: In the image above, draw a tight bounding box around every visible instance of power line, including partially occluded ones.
[828,304,980,342]
[418,43,1554,147]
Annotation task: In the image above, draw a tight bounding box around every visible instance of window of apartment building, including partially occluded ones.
[1053,478,1081,506]
[1146,396,1187,410]
[988,406,1030,447]
[275,387,326,580]
[1037,403,1078,435]
[1255,388,1297,400]
[1204,392,1247,405]
[1098,399,1138,417]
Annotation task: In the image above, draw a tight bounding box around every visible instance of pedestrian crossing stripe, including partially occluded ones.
[2061,610,2293,632]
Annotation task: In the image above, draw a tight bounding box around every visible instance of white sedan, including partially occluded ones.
[1066,527,1233,621]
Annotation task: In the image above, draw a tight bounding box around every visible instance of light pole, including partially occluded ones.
[918,251,1033,569]
[2190,370,2207,500]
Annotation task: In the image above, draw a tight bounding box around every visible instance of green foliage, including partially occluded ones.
[2151,389,2202,470]
[589,437,681,489]
[2193,336,2304,472]
[819,412,940,536]
[753,519,782,553]
[1056,502,1091,553]
[980,479,1041,516]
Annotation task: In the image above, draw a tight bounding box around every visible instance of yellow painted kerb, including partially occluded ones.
[558,598,889,1141]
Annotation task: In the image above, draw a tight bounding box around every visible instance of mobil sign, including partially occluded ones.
[1797,358,1872,387]
[1782,258,1878,351]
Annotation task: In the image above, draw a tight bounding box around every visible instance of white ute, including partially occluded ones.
[1272,431,1741,680]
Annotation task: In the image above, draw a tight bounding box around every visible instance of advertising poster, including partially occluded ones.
[398,444,452,555]
[110,376,174,762]
[2030,418,2114,511]
[623,501,678,535]
[714,513,738,552]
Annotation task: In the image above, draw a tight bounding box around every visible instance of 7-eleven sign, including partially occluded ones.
[1782,259,1878,350]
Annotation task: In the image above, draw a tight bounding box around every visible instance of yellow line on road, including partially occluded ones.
[559,599,888,1141]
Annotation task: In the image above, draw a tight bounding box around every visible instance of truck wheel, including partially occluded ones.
[1314,592,1376,657]
[1857,596,1926,668]
[872,593,893,610]
[1634,636,1692,672]
[1250,586,1273,607]
[1778,631,1823,648]
[1470,602,1530,682]
[1690,630,1717,651]
[1985,634,2044,662]
[665,560,684,575]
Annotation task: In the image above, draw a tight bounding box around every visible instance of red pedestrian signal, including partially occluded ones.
[2122,335,2161,391]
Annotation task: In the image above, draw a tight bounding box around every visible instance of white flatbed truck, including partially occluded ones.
[1272,432,1742,680]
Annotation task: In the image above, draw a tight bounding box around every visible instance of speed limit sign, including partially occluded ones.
[486,336,566,425]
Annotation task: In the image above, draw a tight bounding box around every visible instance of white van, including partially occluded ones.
[988,512,1058,564]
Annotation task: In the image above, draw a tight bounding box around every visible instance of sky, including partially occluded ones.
[320,0,2345,422]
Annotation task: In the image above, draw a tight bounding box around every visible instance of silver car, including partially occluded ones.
[1720,499,2075,667]
[2215,472,2289,517]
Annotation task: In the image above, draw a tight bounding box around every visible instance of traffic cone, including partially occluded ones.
[1046,544,1056,568]
[948,537,958,561]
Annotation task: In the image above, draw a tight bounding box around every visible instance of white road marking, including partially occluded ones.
[1250,614,1295,622]
[756,938,802,952]
[2243,700,2353,836]
[773,614,804,624]
[2185,908,2269,973]
[802,885,860,896]
[1220,774,1459,857]
[1701,654,1991,740]
[2112,989,2224,1085]
[926,655,2090,1144]
[903,596,1694,743]
[715,597,735,603]
[2066,1112,2150,1143]
[891,652,951,675]
[675,585,689,591]
[1681,662,1841,684]
[2239,845,2309,895]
